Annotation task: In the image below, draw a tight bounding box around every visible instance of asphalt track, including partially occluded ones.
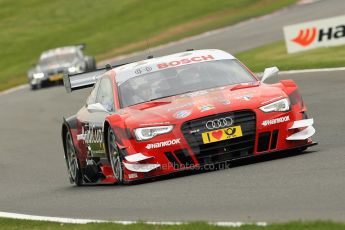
[0,0,345,222]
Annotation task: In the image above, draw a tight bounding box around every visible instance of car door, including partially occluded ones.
[77,75,115,159]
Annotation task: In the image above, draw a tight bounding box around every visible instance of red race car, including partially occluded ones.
[62,49,316,186]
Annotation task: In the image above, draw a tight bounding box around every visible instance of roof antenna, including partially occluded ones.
[146,40,153,59]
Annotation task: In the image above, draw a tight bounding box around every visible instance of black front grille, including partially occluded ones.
[47,69,66,76]
[164,151,180,169]
[174,149,194,166]
[181,110,256,165]
[270,130,279,150]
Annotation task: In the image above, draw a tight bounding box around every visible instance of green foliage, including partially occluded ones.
[0,218,345,230]
[0,0,296,91]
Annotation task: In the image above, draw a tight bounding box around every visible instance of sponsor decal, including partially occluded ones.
[77,125,105,156]
[173,110,192,119]
[284,15,345,53]
[139,121,170,126]
[292,27,317,46]
[145,138,181,149]
[128,173,138,179]
[236,95,252,101]
[262,115,290,126]
[189,129,200,134]
[220,100,231,105]
[198,104,215,112]
[78,126,103,145]
[205,117,233,130]
[157,55,214,69]
[201,125,243,144]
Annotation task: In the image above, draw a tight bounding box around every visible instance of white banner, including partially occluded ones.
[283,15,345,53]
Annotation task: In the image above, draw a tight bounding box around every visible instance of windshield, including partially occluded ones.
[39,53,78,65]
[118,59,256,108]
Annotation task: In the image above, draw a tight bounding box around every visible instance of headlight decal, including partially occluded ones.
[259,98,290,113]
[134,125,174,141]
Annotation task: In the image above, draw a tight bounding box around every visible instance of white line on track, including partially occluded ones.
[278,67,345,74]
[255,67,345,77]
[0,211,267,227]
[0,84,28,96]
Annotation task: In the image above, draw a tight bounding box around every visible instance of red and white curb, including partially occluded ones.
[0,211,267,227]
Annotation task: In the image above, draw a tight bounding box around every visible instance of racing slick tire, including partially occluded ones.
[85,56,96,71]
[64,131,83,186]
[107,127,124,184]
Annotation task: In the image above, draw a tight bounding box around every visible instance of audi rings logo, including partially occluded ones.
[205,117,234,130]
[135,66,152,75]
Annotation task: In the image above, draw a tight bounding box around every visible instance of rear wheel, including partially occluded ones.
[107,127,124,184]
[65,131,82,186]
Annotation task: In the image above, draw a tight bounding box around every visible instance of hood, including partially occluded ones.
[123,83,286,127]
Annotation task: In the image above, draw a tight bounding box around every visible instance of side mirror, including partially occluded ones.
[261,67,279,83]
[87,103,109,113]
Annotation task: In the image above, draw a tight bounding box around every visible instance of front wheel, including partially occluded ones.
[107,127,124,184]
[30,83,40,90]
[65,131,83,186]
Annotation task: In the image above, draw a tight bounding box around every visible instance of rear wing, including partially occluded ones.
[63,63,128,93]
[63,68,107,93]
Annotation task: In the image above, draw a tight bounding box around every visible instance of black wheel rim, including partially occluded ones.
[108,129,123,181]
[66,132,78,182]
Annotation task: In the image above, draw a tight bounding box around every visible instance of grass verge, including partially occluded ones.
[0,0,297,92]
[1,219,345,230]
[236,41,345,72]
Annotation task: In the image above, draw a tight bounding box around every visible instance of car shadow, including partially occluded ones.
[60,148,317,190]
[125,148,318,186]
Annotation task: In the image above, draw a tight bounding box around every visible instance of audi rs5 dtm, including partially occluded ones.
[28,45,96,90]
[61,49,316,185]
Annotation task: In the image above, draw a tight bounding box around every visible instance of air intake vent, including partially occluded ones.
[270,130,279,150]
[258,132,271,152]
[174,149,194,166]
